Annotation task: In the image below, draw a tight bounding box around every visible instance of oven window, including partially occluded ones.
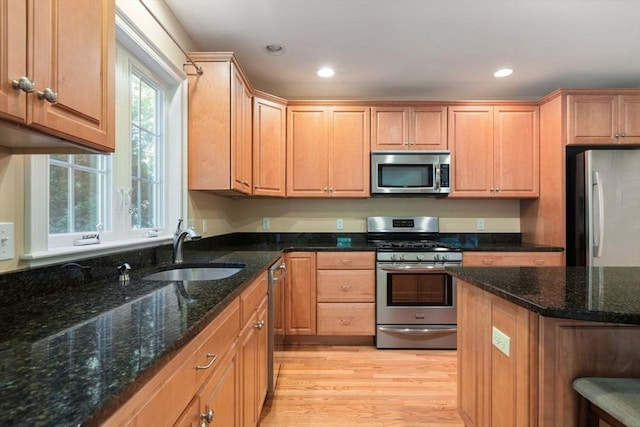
[378,164,433,188]
[386,273,452,306]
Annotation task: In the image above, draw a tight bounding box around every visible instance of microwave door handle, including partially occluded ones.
[434,164,441,191]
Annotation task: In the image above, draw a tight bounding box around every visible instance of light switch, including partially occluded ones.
[0,223,14,261]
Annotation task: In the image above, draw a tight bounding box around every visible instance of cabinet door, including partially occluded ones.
[448,106,494,197]
[231,65,252,194]
[286,107,328,196]
[0,0,27,122]
[256,299,269,415]
[566,94,618,145]
[253,96,286,197]
[493,106,539,197]
[457,281,487,427]
[328,106,370,197]
[284,252,317,335]
[31,0,114,151]
[410,106,448,150]
[619,94,640,143]
[370,106,408,150]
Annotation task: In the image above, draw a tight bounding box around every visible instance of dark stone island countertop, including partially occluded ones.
[447,266,640,324]
[0,232,563,426]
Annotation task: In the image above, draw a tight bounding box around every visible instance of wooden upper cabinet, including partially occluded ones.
[253,94,286,197]
[449,105,539,198]
[187,54,253,194]
[287,105,370,197]
[371,105,447,150]
[567,93,640,145]
[0,0,115,153]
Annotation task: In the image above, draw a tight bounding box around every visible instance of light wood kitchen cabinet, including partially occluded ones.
[284,252,317,335]
[371,105,447,150]
[566,93,640,145]
[286,105,370,197]
[240,273,269,427]
[463,251,564,266]
[449,105,539,198]
[103,299,241,426]
[0,0,114,153]
[457,280,537,427]
[316,252,375,336]
[187,53,253,195]
[253,93,287,197]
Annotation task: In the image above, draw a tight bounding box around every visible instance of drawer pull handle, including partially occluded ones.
[254,320,265,330]
[482,259,493,265]
[340,317,353,325]
[341,259,352,265]
[341,284,351,291]
[196,353,218,370]
[533,259,545,265]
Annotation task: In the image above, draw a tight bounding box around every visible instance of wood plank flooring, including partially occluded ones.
[259,345,464,427]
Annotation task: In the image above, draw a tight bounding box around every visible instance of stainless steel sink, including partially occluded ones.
[143,265,244,282]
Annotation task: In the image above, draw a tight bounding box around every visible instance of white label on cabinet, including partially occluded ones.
[492,326,511,357]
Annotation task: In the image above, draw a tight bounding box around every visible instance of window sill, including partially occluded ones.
[21,236,173,268]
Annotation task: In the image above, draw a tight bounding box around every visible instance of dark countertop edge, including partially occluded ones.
[447,268,640,325]
[83,251,283,426]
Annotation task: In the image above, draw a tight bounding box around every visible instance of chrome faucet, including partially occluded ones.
[173,218,202,263]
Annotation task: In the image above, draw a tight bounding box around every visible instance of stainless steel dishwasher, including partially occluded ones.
[268,256,287,394]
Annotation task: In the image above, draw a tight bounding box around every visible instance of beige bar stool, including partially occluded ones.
[573,377,640,427]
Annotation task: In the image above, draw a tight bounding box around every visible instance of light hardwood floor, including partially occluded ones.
[259,345,464,427]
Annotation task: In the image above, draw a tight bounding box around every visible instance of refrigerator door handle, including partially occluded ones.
[593,171,605,258]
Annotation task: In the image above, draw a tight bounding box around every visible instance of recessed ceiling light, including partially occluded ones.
[317,67,335,78]
[264,44,285,55]
[494,68,514,78]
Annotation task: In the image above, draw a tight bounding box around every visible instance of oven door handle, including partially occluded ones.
[378,265,449,273]
[378,326,457,338]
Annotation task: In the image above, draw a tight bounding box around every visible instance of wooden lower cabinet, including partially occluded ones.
[316,252,375,336]
[104,273,271,427]
[457,280,640,427]
[175,347,240,427]
[463,251,564,266]
[284,252,317,335]
[240,278,268,427]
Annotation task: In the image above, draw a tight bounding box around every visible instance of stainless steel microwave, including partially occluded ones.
[371,151,451,196]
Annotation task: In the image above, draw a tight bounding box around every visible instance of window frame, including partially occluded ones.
[22,10,188,267]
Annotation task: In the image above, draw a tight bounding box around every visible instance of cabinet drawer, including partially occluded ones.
[241,272,268,325]
[317,303,375,335]
[463,251,564,266]
[316,251,375,269]
[317,270,375,302]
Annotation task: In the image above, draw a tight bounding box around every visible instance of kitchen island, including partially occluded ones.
[447,267,640,427]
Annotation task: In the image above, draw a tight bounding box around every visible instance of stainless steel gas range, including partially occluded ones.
[368,216,462,349]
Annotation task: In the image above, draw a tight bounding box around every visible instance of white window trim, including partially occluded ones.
[22,8,189,267]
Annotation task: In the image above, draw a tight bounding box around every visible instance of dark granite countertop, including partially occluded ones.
[447,266,640,324]
[0,231,563,426]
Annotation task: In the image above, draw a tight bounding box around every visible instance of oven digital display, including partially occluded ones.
[392,219,414,228]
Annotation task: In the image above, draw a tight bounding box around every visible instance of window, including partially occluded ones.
[25,15,187,265]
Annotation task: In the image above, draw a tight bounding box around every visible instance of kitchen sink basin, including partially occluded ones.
[143,265,244,282]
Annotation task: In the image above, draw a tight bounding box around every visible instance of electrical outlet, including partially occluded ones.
[336,218,344,230]
[0,223,14,261]
[187,218,195,229]
[477,218,485,231]
[202,219,208,234]
[492,326,511,357]
[262,217,270,230]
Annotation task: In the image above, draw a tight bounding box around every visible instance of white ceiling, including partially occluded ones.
[164,0,640,101]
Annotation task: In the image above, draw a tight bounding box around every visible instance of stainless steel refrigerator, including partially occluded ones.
[567,149,640,266]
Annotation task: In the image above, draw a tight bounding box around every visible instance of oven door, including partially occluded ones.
[376,263,457,349]
[376,263,457,325]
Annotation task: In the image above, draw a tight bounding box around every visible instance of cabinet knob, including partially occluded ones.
[329,187,334,192]
[620,133,626,137]
[12,76,35,93]
[340,317,353,325]
[323,187,328,192]
[341,284,352,291]
[255,320,265,330]
[37,87,58,103]
[201,408,215,423]
[495,188,500,192]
